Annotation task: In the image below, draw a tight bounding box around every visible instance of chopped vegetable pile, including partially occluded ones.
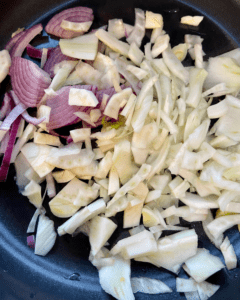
[1,5,240,300]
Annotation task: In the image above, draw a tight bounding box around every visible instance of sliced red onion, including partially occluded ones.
[0,116,21,181]
[43,46,76,78]
[5,31,25,52]
[0,103,26,131]
[10,57,51,107]
[10,24,43,57]
[45,7,93,39]
[27,235,35,248]
[10,91,46,125]
[26,44,54,59]
[21,111,45,125]
[46,85,98,130]
[0,93,15,121]
[67,136,73,144]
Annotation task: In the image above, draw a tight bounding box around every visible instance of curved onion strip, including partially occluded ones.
[0,116,21,181]
[10,57,51,107]
[21,111,46,125]
[10,24,43,57]
[5,31,25,52]
[45,7,93,39]
[0,93,14,121]
[0,103,26,131]
[43,46,76,78]
[46,85,98,130]
[10,91,46,125]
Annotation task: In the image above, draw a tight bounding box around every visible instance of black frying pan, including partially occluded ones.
[0,0,240,299]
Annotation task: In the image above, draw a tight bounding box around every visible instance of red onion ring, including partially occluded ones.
[10,91,46,125]
[0,103,26,131]
[10,57,51,107]
[46,85,98,130]
[0,115,22,182]
[43,46,76,78]
[10,24,43,57]
[5,31,25,52]
[26,44,54,59]
[45,7,93,39]
[0,93,15,121]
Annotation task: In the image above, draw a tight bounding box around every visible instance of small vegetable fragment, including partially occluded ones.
[34,214,57,256]
[57,198,106,235]
[60,20,92,33]
[127,8,145,47]
[128,42,144,66]
[131,277,172,294]
[89,216,117,255]
[204,57,240,94]
[98,255,135,300]
[22,180,43,208]
[27,207,45,233]
[69,88,99,107]
[176,278,198,292]
[162,47,189,84]
[95,29,130,57]
[52,171,75,183]
[181,16,204,26]
[111,230,157,259]
[220,236,237,270]
[124,196,144,228]
[21,143,54,177]
[172,43,188,61]
[145,11,163,29]
[33,132,61,146]
[104,87,132,119]
[108,19,126,39]
[186,68,208,108]
[151,34,170,58]
[49,178,84,218]
[70,128,91,143]
[59,33,98,60]
[0,50,11,83]
[197,281,220,300]
[142,207,160,227]
[207,214,240,240]
[183,248,225,283]
[148,229,198,269]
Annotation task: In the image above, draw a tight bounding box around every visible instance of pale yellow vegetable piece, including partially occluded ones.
[70,128,91,143]
[21,143,54,178]
[89,216,117,255]
[33,132,61,146]
[145,11,163,29]
[69,88,98,107]
[60,20,92,32]
[22,180,43,208]
[172,43,188,61]
[59,33,98,60]
[52,170,76,183]
[181,16,204,26]
[142,207,160,227]
[49,178,83,218]
[123,196,144,228]
[0,50,11,83]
